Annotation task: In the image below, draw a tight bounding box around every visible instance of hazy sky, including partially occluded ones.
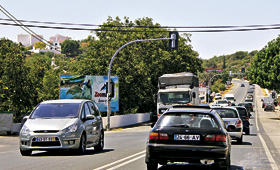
[1,0,280,59]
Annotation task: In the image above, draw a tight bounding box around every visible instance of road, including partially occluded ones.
[1,79,280,170]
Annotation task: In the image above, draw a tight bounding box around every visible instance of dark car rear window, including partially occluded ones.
[156,112,219,129]
[236,108,247,117]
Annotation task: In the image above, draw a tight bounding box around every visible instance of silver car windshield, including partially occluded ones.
[30,103,80,119]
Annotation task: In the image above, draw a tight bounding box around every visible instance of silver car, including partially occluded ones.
[211,107,243,144]
[19,99,104,156]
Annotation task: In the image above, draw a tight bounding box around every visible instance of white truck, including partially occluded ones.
[155,72,200,117]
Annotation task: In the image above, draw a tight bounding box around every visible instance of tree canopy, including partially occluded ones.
[249,35,280,91]
[73,16,203,114]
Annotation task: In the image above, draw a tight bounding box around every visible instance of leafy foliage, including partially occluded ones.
[73,16,203,114]
[61,40,80,57]
[249,35,280,91]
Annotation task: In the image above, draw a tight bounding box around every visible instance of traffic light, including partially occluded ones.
[272,91,276,98]
[241,67,245,73]
[169,32,179,50]
[106,81,115,98]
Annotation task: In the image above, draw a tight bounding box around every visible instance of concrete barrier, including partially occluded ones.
[102,113,152,129]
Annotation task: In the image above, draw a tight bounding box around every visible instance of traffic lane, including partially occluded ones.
[0,124,151,170]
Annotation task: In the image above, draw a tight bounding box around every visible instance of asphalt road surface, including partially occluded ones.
[0,79,280,170]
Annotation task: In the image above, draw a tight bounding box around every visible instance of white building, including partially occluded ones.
[17,34,43,46]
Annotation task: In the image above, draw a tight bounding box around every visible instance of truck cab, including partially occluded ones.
[156,72,200,117]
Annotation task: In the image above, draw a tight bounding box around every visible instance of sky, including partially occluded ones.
[0,0,280,59]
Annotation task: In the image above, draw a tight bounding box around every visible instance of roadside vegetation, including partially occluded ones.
[1,16,280,122]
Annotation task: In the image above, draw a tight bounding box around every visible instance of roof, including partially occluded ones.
[168,105,213,114]
[41,99,90,104]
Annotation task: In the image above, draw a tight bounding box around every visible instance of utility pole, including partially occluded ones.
[106,33,178,131]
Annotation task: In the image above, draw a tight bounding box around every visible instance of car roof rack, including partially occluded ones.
[172,104,211,109]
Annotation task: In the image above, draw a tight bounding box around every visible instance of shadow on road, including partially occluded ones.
[30,148,114,157]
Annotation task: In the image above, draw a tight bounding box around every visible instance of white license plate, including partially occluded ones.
[174,134,200,141]
[35,137,55,142]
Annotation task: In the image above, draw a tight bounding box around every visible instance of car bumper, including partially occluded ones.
[228,131,242,139]
[146,143,229,163]
[19,131,81,151]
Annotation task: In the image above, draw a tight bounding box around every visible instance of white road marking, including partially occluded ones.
[93,150,146,170]
[107,154,145,170]
[258,134,278,170]
[255,86,278,170]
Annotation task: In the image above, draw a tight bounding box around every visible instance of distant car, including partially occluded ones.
[145,105,231,170]
[264,102,275,111]
[246,102,254,112]
[19,99,104,156]
[241,84,245,87]
[245,95,253,102]
[238,103,251,115]
[247,89,254,93]
[231,106,250,135]
[212,107,243,144]
[215,93,222,100]
[217,100,229,107]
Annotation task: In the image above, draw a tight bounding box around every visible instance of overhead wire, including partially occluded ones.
[0,5,52,46]
[1,17,280,29]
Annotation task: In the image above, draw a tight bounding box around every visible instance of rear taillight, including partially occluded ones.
[236,119,242,127]
[205,134,226,142]
[149,132,169,140]
[245,116,249,121]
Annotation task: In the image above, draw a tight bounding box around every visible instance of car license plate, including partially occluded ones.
[174,134,200,141]
[224,121,229,125]
[35,137,55,142]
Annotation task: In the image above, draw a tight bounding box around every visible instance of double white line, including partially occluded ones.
[94,150,146,170]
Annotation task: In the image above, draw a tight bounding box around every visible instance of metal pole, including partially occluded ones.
[207,73,223,104]
[107,37,172,131]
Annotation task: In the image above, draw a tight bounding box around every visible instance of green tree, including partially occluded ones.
[73,16,203,114]
[34,41,46,49]
[61,40,80,57]
[0,38,33,122]
[249,35,280,91]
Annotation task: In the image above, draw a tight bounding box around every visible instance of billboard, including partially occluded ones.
[205,68,224,73]
[60,75,119,112]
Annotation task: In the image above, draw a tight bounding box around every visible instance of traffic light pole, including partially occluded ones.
[107,36,176,131]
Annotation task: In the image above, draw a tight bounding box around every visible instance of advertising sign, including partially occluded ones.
[60,75,119,112]
[205,68,224,73]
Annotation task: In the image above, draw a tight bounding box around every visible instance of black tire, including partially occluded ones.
[20,148,32,156]
[77,133,86,155]
[147,163,158,170]
[237,135,243,144]
[217,153,230,170]
[94,131,104,151]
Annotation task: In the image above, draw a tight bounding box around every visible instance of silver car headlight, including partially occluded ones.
[62,124,78,133]
[21,125,30,134]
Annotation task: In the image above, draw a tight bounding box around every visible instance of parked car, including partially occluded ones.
[145,105,231,170]
[19,99,104,156]
[215,93,222,100]
[231,106,250,135]
[212,107,243,144]
[241,84,245,87]
[264,102,275,111]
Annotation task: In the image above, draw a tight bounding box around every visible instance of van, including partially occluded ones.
[224,94,236,106]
